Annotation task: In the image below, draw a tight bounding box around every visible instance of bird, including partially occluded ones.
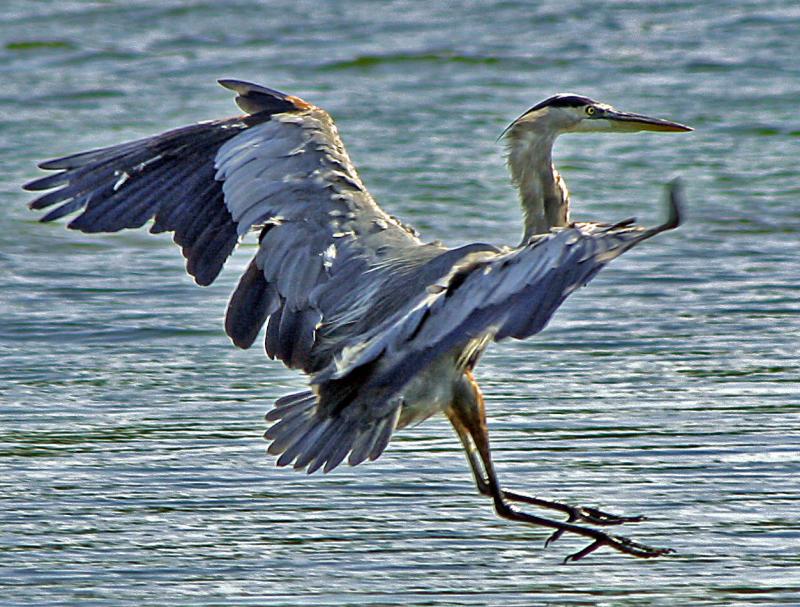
[24,80,691,562]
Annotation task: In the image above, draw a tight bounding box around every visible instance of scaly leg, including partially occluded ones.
[446,371,673,562]
[450,419,645,530]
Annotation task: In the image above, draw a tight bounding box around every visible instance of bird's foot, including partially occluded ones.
[494,501,673,562]
[541,502,645,547]
[500,489,645,527]
[493,490,665,558]
[561,532,675,564]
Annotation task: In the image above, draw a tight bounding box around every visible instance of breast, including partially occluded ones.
[395,353,469,429]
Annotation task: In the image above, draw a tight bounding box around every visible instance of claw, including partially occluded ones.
[562,533,675,564]
[564,539,604,563]
[576,505,647,526]
[544,528,564,547]
[546,506,578,547]
[500,490,647,528]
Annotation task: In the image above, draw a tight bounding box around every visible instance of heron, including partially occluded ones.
[24,80,691,562]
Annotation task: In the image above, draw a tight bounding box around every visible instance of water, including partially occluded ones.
[2,1,799,605]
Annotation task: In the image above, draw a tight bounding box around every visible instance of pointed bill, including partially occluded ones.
[601,109,692,132]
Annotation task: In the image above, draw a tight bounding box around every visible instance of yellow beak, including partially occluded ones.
[600,109,693,132]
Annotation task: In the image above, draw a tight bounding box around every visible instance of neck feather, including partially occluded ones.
[506,129,570,242]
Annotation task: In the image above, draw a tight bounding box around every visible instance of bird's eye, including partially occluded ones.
[585,106,597,116]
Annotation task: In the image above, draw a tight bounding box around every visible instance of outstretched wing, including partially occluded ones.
[316,182,684,411]
[263,184,682,475]
[263,183,682,475]
[24,83,307,286]
[24,80,425,373]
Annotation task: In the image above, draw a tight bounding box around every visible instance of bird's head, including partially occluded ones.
[500,94,692,141]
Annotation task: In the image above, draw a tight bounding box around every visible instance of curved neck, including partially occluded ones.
[506,129,570,243]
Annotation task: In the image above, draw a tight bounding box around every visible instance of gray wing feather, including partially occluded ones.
[25,117,260,285]
[217,107,424,374]
[224,258,278,348]
[315,184,682,408]
[25,81,314,286]
[25,80,429,474]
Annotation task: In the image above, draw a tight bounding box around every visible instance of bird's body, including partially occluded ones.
[25,80,691,561]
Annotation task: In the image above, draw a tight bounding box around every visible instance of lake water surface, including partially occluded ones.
[2,1,799,605]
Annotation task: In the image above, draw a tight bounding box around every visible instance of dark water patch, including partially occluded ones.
[677,366,797,379]
[323,51,504,71]
[716,124,792,137]
[0,324,221,344]
[50,49,147,68]
[5,40,76,52]
[37,88,127,102]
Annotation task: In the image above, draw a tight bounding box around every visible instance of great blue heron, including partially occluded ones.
[25,80,691,562]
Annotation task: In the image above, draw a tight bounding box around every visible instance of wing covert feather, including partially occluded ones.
[25,80,425,372]
[218,106,425,372]
[316,184,682,405]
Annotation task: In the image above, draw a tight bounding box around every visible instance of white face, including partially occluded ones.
[509,105,586,133]
[567,103,621,132]
[506,101,609,136]
[503,97,691,140]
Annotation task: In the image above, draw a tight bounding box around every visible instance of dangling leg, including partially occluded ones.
[449,415,645,531]
[446,371,673,562]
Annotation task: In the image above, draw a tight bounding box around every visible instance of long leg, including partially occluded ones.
[449,414,645,531]
[446,371,673,562]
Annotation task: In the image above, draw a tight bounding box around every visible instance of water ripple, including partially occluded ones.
[3,0,800,605]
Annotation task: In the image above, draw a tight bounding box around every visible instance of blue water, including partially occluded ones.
[2,1,799,605]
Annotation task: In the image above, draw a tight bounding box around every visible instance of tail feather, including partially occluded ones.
[347,407,401,466]
[348,423,381,467]
[264,390,400,473]
[276,419,332,468]
[369,408,400,461]
[304,422,352,474]
[264,396,316,424]
[319,430,357,474]
[272,390,316,409]
[265,412,314,452]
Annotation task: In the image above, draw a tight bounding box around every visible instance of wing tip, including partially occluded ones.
[37,159,63,171]
[632,177,685,242]
[218,78,312,114]
[23,177,47,191]
[663,177,685,232]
